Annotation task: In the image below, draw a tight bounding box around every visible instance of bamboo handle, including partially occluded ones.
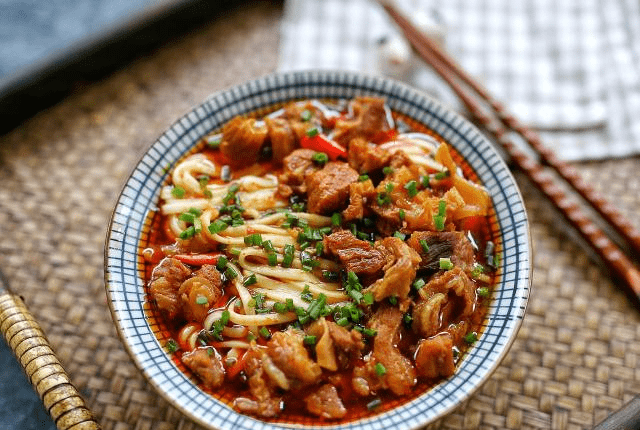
[0,292,101,430]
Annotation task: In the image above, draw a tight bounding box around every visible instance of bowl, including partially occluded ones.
[105,70,531,430]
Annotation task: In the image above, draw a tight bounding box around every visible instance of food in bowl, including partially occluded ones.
[140,96,499,422]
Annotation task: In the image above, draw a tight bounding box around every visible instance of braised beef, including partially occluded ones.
[235,348,283,418]
[148,257,191,320]
[181,348,225,389]
[265,329,322,387]
[178,276,222,322]
[333,97,393,148]
[364,237,421,301]
[305,162,359,214]
[265,117,298,164]
[219,117,268,168]
[414,333,455,379]
[368,306,416,395]
[347,137,390,174]
[323,230,386,276]
[342,179,376,222]
[305,384,347,419]
[408,231,476,272]
[278,149,321,196]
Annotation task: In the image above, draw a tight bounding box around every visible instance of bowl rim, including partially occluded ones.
[104,69,532,430]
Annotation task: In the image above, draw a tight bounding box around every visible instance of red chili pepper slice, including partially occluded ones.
[174,253,221,266]
[300,134,347,160]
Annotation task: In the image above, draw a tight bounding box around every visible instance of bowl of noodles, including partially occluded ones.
[105,70,531,429]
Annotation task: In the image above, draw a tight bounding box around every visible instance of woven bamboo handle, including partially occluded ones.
[0,292,101,430]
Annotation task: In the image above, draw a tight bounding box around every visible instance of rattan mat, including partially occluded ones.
[1,3,640,429]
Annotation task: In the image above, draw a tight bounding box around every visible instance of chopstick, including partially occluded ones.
[378,1,640,307]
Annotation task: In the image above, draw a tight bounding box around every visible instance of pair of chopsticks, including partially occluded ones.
[378,1,640,308]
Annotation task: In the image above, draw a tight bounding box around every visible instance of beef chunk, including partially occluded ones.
[305,162,359,214]
[181,347,225,389]
[265,117,298,164]
[278,148,320,196]
[342,179,376,222]
[265,329,322,387]
[414,333,455,379]
[364,237,421,302]
[178,275,222,323]
[219,117,268,168]
[347,137,390,174]
[368,306,416,395]
[333,97,393,148]
[416,266,477,332]
[408,232,475,272]
[148,257,192,320]
[307,318,364,371]
[305,384,347,419]
[323,230,386,276]
[234,347,283,418]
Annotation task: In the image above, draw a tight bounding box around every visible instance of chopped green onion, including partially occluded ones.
[243,274,258,287]
[375,362,387,376]
[285,298,295,311]
[362,327,377,337]
[247,332,257,342]
[272,302,287,314]
[208,219,228,234]
[419,239,430,253]
[439,257,454,270]
[404,180,418,197]
[225,266,238,279]
[301,285,313,302]
[358,174,369,182]
[438,200,447,217]
[303,335,317,345]
[464,332,478,344]
[216,256,228,271]
[388,296,398,305]
[434,215,445,231]
[331,212,342,227]
[259,327,271,339]
[471,263,484,279]
[399,208,405,221]
[393,231,406,240]
[413,278,426,290]
[207,138,221,149]
[300,109,312,122]
[179,212,196,223]
[171,186,186,198]
[262,240,275,252]
[363,292,374,305]
[166,339,178,353]
[195,296,208,306]
[179,226,196,240]
[382,166,394,175]
[477,286,490,297]
[220,310,230,325]
[267,253,277,266]
[385,182,394,193]
[367,398,382,410]
[403,313,413,325]
[315,242,324,256]
[336,317,349,326]
[312,152,329,165]
[434,169,449,180]
[306,127,319,137]
[377,192,391,206]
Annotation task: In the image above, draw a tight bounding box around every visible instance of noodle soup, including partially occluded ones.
[141,97,498,422]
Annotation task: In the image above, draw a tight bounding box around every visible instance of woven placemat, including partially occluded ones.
[1,2,640,429]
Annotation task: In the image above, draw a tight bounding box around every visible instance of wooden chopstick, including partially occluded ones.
[378,1,640,307]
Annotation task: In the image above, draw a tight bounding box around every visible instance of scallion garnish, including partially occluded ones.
[300,109,312,122]
[358,174,369,182]
[413,278,425,290]
[303,335,317,345]
[375,362,387,376]
[439,257,454,270]
[331,212,341,227]
[404,180,418,197]
[224,266,238,279]
[367,398,382,410]
[171,186,186,198]
[393,231,406,240]
[179,226,196,240]
[382,166,394,175]
[166,339,178,353]
[216,256,228,271]
[243,273,258,287]
[259,327,271,339]
[419,239,430,253]
[477,286,490,297]
[306,127,319,137]
[312,152,329,165]
[195,296,208,306]
[464,332,478,344]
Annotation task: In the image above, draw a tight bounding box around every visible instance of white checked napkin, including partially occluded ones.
[278,0,640,161]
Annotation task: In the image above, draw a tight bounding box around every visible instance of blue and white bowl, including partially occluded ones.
[105,70,531,430]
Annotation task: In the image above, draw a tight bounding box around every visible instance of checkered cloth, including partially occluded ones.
[278,0,640,161]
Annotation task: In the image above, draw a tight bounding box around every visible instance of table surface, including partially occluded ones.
[1,2,640,429]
